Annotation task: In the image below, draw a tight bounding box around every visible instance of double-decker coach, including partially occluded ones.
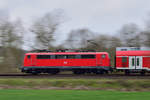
[116,47,150,75]
[21,51,111,74]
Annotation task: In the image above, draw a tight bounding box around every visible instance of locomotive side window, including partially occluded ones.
[56,55,67,59]
[81,55,95,59]
[51,55,55,59]
[76,55,81,59]
[27,55,31,59]
[37,55,51,59]
[36,54,95,59]
[122,57,127,62]
[55,55,76,59]
[67,55,76,59]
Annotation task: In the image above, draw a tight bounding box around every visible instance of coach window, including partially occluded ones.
[81,55,95,59]
[27,55,31,59]
[137,58,139,66]
[132,58,135,66]
[122,57,127,62]
[121,49,127,51]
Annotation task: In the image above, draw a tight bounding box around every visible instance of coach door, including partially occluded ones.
[129,56,143,69]
[136,56,143,69]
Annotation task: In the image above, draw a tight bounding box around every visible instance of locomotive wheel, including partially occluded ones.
[95,70,104,74]
[49,69,60,74]
[73,70,85,74]
[31,71,40,75]
[86,70,92,74]
[97,71,104,74]
[105,70,108,74]
[73,70,78,74]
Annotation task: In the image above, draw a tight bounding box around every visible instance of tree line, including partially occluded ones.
[0,10,150,73]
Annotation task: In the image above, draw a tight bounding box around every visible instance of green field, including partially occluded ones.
[0,90,150,100]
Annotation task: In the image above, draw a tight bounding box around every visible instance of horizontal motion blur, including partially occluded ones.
[21,47,150,75]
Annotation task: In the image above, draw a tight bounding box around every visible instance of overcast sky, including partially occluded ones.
[0,0,150,47]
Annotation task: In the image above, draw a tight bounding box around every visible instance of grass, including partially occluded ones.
[0,90,150,100]
[0,78,150,91]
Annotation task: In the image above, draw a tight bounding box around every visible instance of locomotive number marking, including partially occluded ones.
[64,61,68,64]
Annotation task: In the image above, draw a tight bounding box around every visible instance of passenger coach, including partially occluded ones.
[116,47,150,75]
[21,51,111,74]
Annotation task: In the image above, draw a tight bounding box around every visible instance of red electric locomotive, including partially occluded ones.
[116,47,150,75]
[21,51,111,74]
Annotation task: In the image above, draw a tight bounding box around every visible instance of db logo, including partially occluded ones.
[64,61,68,64]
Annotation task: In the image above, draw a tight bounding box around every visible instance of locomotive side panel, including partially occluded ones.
[98,54,110,67]
[34,54,97,67]
[23,53,111,67]
[24,54,36,67]
[22,52,111,74]
[35,58,97,67]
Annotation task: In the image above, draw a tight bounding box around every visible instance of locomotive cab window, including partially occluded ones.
[102,54,106,58]
[27,55,31,59]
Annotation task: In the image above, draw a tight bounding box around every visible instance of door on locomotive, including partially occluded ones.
[30,55,36,66]
[129,56,143,69]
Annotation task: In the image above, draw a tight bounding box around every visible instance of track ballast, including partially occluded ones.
[0,73,150,79]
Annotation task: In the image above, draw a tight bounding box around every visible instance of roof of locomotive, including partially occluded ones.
[25,52,109,55]
[116,51,150,56]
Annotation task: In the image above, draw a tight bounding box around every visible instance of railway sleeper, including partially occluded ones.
[124,69,147,75]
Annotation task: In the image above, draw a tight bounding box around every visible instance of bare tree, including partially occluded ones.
[85,34,109,51]
[0,13,24,72]
[118,23,141,47]
[142,15,150,47]
[64,28,94,49]
[0,20,24,48]
[141,31,150,47]
[31,10,64,50]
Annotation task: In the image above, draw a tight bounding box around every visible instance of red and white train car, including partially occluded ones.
[116,47,150,75]
[21,51,111,74]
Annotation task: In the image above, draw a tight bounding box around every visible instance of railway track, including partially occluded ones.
[0,74,150,79]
